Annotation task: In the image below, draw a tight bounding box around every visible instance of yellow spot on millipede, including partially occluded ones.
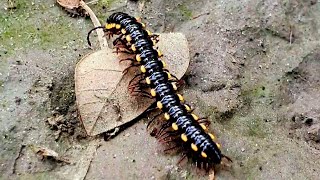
[140,65,146,73]
[105,23,114,29]
[121,28,126,34]
[166,72,172,79]
[201,151,207,158]
[200,123,207,131]
[161,60,166,68]
[177,94,184,102]
[184,105,191,112]
[146,30,152,36]
[146,77,151,85]
[115,24,121,29]
[131,44,136,52]
[126,35,132,42]
[150,89,156,97]
[157,101,163,109]
[172,123,178,130]
[191,143,198,151]
[164,113,170,120]
[181,133,188,142]
[191,113,199,121]
[172,83,177,91]
[157,50,163,57]
[208,133,216,140]
[136,54,141,62]
[216,143,221,149]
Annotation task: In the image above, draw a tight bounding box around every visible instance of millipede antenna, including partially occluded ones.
[87,26,105,47]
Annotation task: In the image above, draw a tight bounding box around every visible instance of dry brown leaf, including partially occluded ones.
[209,169,215,180]
[75,33,190,136]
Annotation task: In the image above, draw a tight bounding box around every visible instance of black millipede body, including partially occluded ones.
[87,12,231,170]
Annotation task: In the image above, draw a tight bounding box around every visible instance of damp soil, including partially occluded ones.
[1,0,320,179]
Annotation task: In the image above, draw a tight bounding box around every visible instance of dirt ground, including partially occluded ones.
[1,0,320,179]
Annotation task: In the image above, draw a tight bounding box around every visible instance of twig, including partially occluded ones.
[289,28,293,45]
[12,144,26,174]
[192,12,210,20]
[80,0,108,48]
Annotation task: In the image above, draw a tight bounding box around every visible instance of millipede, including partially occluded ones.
[87,12,231,173]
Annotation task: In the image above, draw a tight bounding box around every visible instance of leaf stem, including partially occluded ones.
[80,0,108,49]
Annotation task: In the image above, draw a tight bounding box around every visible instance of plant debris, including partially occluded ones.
[31,145,71,164]
[56,0,89,17]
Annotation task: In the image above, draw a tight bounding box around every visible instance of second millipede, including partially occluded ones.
[87,12,232,171]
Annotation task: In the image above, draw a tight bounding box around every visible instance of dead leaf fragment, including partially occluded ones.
[75,33,190,136]
[209,170,215,180]
[31,145,71,164]
[57,0,89,17]
[57,0,80,9]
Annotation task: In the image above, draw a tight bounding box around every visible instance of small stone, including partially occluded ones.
[304,118,313,126]
[14,97,22,105]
